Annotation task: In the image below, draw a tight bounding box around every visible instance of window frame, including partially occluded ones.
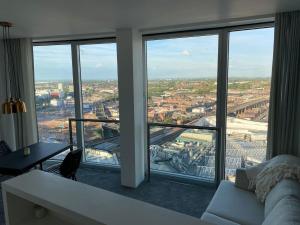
[33,43,74,145]
[33,38,118,165]
[32,21,275,185]
[144,31,221,183]
[143,22,274,184]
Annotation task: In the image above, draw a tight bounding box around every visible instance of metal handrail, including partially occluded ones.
[68,118,120,150]
[148,122,219,131]
[69,118,120,123]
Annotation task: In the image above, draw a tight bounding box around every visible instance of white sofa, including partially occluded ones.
[201,168,300,225]
[201,180,264,225]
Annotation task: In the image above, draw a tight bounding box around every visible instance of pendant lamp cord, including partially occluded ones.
[7,27,19,98]
[2,26,9,99]
[2,24,23,100]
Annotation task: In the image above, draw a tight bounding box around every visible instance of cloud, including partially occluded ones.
[95,63,103,68]
[181,49,191,56]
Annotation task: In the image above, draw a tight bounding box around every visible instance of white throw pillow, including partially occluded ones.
[256,154,300,202]
[244,161,269,190]
[263,196,300,225]
[265,179,300,217]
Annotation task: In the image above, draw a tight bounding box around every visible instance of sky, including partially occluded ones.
[33,27,274,81]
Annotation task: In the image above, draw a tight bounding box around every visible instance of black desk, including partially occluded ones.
[0,142,70,176]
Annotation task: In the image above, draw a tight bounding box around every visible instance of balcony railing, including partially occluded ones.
[69,118,120,166]
[67,118,220,183]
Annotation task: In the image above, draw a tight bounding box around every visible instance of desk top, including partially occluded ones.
[0,142,70,175]
[2,170,207,225]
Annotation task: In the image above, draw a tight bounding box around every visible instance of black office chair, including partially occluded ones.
[0,140,13,181]
[45,149,82,181]
[0,140,12,157]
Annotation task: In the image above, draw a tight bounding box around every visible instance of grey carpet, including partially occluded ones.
[0,166,215,224]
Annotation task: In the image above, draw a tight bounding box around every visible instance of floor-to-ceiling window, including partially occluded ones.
[145,24,274,183]
[33,44,74,144]
[33,40,119,165]
[33,23,274,183]
[146,34,219,182]
[79,42,120,165]
[225,27,274,181]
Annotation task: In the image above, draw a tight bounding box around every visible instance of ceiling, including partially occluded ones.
[0,0,300,39]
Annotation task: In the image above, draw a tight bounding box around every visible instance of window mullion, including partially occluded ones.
[71,43,85,160]
[216,30,229,184]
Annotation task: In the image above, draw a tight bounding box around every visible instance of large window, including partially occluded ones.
[146,34,219,181]
[147,35,218,126]
[79,43,119,165]
[146,25,274,182]
[33,44,74,144]
[33,41,119,165]
[33,24,274,183]
[225,28,274,180]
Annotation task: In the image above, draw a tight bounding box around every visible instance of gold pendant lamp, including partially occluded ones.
[1,21,26,114]
[15,98,27,113]
[2,98,14,114]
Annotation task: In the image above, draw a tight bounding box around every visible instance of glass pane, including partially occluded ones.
[226,28,274,181]
[33,45,74,144]
[80,43,118,120]
[147,35,218,126]
[149,125,216,181]
[83,121,120,165]
[79,43,119,165]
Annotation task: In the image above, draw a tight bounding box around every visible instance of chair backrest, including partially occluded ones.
[59,149,82,178]
[0,140,12,157]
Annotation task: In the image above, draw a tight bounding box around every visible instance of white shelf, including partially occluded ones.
[2,170,208,225]
[21,214,74,225]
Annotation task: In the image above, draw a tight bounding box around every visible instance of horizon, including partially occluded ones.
[34,27,274,81]
[35,77,271,83]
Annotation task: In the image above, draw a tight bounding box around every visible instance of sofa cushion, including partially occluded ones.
[206,181,264,225]
[265,179,300,217]
[263,196,300,225]
[235,168,251,191]
[201,212,240,225]
[235,162,269,192]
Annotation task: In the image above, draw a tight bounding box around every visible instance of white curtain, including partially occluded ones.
[267,11,300,158]
[0,38,38,150]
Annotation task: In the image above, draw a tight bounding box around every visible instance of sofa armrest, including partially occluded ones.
[235,168,253,191]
